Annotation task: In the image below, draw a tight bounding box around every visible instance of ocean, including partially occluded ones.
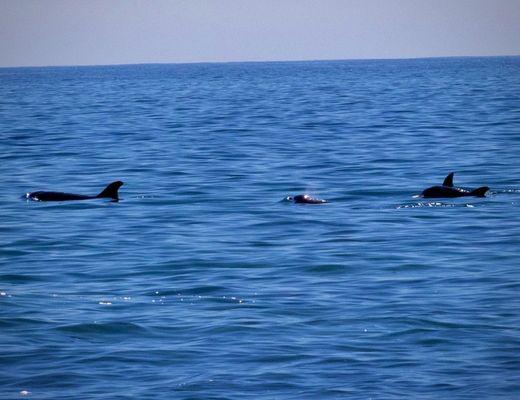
[1,57,519,399]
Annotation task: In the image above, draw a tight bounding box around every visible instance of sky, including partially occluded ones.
[0,0,519,67]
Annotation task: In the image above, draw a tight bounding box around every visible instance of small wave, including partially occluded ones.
[378,327,436,339]
[144,290,250,306]
[57,321,147,335]
[25,202,110,210]
[396,202,456,209]
[0,317,49,328]
[492,188,520,194]
[305,263,346,274]
[177,293,248,305]
[159,285,227,296]
[0,274,41,283]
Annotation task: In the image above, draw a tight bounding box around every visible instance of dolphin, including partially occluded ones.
[288,194,327,204]
[26,181,123,202]
[421,173,488,198]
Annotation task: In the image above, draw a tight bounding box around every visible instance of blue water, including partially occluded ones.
[1,57,520,399]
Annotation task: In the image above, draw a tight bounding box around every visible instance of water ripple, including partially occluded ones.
[1,57,519,400]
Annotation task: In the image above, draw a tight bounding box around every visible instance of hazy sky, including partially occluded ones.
[1,0,519,67]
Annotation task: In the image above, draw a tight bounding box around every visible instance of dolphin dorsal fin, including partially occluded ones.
[96,181,123,200]
[443,172,454,187]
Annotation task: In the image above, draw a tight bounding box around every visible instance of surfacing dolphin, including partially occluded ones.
[421,173,488,198]
[26,181,123,202]
[287,194,327,204]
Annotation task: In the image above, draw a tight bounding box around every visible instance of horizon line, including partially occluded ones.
[1,53,519,70]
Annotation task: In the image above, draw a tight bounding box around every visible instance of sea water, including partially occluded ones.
[1,57,519,399]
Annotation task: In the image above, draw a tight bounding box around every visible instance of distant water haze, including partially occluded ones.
[1,0,519,67]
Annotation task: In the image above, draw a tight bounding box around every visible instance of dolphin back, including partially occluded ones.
[28,191,92,201]
[470,186,489,197]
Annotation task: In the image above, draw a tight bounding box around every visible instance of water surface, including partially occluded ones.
[1,57,519,399]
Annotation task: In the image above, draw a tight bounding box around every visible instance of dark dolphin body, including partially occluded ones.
[288,194,327,204]
[421,173,488,198]
[26,181,123,202]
